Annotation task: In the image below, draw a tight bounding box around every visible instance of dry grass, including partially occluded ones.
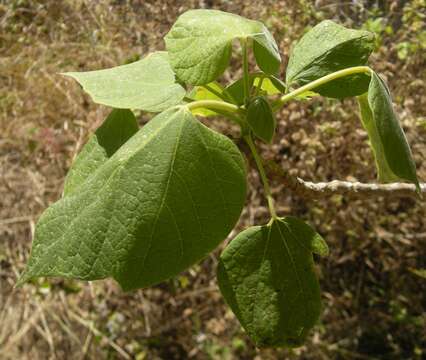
[0,0,425,359]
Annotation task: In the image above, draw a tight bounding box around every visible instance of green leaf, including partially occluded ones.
[286,20,375,99]
[364,72,419,188]
[189,82,224,117]
[64,109,139,196]
[188,75,285,115]
[358,94,398,182]
[252,31,281,75]
[165,9,281,85]
[63,52,186,112]
[255,75,286,95]
[217,217,328,348]
[225,74,286,106]
[18,107,247,291]
[246,96,276,143]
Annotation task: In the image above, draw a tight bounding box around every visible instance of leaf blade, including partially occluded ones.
[286,20,375,98]
[165,9,281,85]
[63,52,186,112]
[225,73,285,106]
[246,96,276,143]
[189,82,224,117]
[367,72,419,188]
[218,217,327,348]
[357,94,398,182]
[18,107,247,290]
[63,109,139,196]
[252,28,281,75]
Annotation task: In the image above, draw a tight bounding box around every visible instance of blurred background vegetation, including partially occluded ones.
[0,0,425,359]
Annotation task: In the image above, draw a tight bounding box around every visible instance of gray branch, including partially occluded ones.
[287,178,424,198]
[267,162,425,199]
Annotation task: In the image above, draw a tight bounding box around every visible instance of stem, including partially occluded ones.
[241,38,250,103]
[186,99,241,114]
[273,66,372,111]
[186,100,244,127]
[245,135,277,219]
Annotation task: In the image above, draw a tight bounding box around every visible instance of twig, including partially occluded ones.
[287,177,424,198]
[267,162,425,199]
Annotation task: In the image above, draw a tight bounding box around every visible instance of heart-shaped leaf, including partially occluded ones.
[358,72,419,189]
[165,9,281,85]
[218,217,328,348]
[63,52,186,112]
[18,107,247,291]
[246,96,276,143]
[286,20,375,99]
[64,109,139,196]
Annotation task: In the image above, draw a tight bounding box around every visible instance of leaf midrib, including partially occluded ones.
[276,221,307,309]
[138,114,185,278]
[251,224,273,337]
[25,110,183,281]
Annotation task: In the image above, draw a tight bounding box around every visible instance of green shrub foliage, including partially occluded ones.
[18,10,420,348]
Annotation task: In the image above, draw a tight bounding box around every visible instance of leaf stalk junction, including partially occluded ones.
[186,65,374,219]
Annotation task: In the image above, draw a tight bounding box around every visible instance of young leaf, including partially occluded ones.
[255,75,286,95]
[225,74,286,106]
[217,217,328,348]
[246,96,276,143]
[18,107,247,291]
[63,52,186,112]
[165,9,281,85]
[286,20,375,99]
[189,82,224,117]
[252,31,281,75]
[357,94,398,182]
[64,109,139,196]
[361,72,419,188]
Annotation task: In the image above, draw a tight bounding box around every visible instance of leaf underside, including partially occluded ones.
[63,51,186,112]
[165,9,281,85]
[18,107,247,291]
[360,72,419,187]
[63,109,139,196]
[286,20,375,99]
[218,217,328,348]
[358,94,397,182]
